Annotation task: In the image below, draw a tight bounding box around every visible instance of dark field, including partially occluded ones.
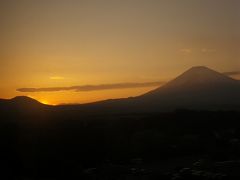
[1,107,240,179]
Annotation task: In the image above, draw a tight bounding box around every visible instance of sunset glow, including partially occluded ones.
[0,0,239,104]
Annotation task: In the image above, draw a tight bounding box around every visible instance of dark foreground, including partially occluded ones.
[1,109,240,179]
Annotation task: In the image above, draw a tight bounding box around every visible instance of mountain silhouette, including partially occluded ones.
[144,66,237,94]
[1,67,240,179]
[84,66,240,112]
[1,66,240,112]
[132,66,240,111]
[0,96,43,106]
[0,96,48,116]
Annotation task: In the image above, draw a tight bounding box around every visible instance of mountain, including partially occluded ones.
[144,66,237,93]
[69,66,240,112]
[0,96,49,116]
[0,66,240,113]
[135,66,240,111]
[0,96,43,107]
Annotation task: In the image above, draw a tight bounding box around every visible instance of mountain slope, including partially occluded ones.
[0,66,239,113]
[143,66,237,95]
[0,96,49,115]
[136,66,240,111]
[72,66,240,112]
[0,96,44,107]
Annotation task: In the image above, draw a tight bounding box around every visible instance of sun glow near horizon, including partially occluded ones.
[0,0,239,104]
[21,86,158,105]
[39,100,52,105]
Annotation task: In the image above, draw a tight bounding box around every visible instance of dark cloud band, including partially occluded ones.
[17,82,164,93]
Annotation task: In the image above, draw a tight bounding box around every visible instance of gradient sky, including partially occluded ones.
[0,0,239,105]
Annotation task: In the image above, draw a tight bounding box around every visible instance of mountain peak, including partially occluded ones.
[187,66,212,72]
[189,65,215,74]
[189,65,209,70]
[10,96,43,105]
[142,66,238,97]
[138,66,240,111]
[11,96,36,101]
[184,66,221,75]
[167,66,236,87]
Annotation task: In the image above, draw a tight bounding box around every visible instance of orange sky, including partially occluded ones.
[0,0,239,105]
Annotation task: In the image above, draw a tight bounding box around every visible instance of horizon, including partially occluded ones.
[1,66,240,105]
[2,2,240,179]
[1,0,239,105]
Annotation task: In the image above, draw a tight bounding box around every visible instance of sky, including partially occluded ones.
[0,0,239,105]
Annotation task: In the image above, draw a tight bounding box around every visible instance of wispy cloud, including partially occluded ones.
[223,71,240,76]
[201,48,217,53]
[179,48,217,54]
[17,81,164,93]
[50,76,65,80]
[179,48,192,54]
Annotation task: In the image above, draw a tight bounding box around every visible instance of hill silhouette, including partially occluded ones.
[1,66,240,112]
[144,66,238,94]
[80,66,240,112]
[136,66,240,111]
[0,96,47,110]
[1,67,240,179]
[0,96,42,105]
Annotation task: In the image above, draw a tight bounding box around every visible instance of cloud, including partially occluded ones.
[223,71,240,76]
[179,48,192,54]
[201,48,216,53]
[50,76,65,80]
[179,48,217,54]
[17,81,164,93]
